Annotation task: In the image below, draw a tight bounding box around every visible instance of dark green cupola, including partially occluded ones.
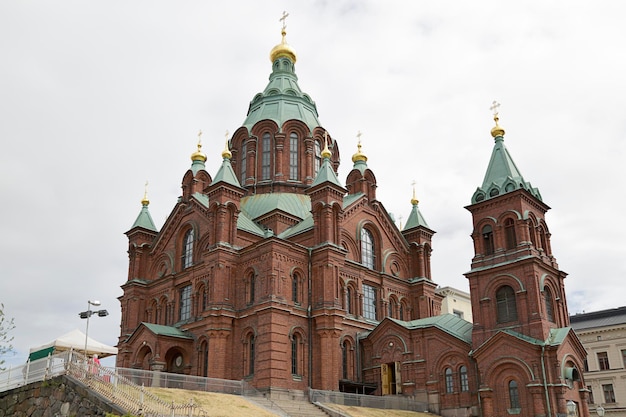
[242,25,321,132]
[471,109,541,204]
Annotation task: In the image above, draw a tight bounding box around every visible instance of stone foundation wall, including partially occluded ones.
[0,375,126,417]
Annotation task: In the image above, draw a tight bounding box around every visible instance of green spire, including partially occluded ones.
[471,105,541,204]
[311,133,342,187]
[403,186,429,230]
[242,21,320,132]
[131,183,157,231]
[212,138,241,187]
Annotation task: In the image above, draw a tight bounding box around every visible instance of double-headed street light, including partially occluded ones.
[79,300,109,357]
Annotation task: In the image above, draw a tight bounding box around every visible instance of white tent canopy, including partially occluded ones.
[28,329,118,360]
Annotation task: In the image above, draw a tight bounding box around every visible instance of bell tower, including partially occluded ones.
[465,103,570,347]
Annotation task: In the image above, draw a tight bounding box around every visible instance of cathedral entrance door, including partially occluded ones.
[381,362,402,395]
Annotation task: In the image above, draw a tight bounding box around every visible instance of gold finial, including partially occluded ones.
[141,181,150,206]
[490,100,505,138]
[321,131,332,159]
[270,11,297,63]
[352,130,368,163]
[411,180,419,205]
[191,130,207,162]
[222,130,232,159]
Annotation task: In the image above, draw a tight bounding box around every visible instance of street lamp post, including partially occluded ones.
[78,300,109,358]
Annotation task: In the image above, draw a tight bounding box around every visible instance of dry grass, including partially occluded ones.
[146,387,278,417]
[324,403,432,417]
[145,388,432,417]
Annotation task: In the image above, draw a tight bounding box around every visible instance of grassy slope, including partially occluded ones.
[146,388,432,417]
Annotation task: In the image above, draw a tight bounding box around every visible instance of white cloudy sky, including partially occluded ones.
[1,1,625,368]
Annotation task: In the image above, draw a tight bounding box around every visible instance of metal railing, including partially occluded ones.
[0,351,207,416]
[309,388,429,413]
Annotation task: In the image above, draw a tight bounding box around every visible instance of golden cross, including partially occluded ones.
[356,130,362,144]
[280,11,289,31]
[490,100,501,116]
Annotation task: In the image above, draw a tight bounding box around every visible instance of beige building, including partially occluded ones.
[571,306,626,416]
[436,286,473,322]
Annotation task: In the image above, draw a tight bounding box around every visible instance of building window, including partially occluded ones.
[399,303,405,320]
[598,352,610,370]
[261,133,271,180]
[544,287,554,322]
[291,334,299,375]
[292,273,299,304]
[246,334,255,376]
[240,140,247,184]
[504,218,516,250]
[459,366,469,392]
[496,285,517,323]
[179,285,192,321]
[363,284,377,321]
[388,298,396,318]
[201,340,209,377]
[453,309,464,319]
[587,386,594,404]
[482,225,494,255]
[314,140,321,174]
[346,287,353,314]
[361,228,375,269]
[622,349,626,368]
[289,132,298,180]
[342,341,348,380]
[603,384,616,403]
[509,380,521,409]
[445,368,454,393]
[182,229,194,269]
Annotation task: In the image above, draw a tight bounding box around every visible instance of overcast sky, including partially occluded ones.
[1,1,625,368]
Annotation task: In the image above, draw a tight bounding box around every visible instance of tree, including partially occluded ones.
[0,303,15,371]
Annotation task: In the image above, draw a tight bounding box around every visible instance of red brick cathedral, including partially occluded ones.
[117,23,588,417]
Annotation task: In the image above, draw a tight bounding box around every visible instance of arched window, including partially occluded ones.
[482,225,494,255]
[314,140,321,174]
[291,333,300,375]
[544,287,554,322]
[496,285,518,323]
[201,340,209,377]
[247,334,255,376]
[240,140,247,184]
[539,226,549,253]
[445,368,454,393]
[292,273,299,304]
[388,298,396,318]
[504,218,517,250]
[528,220,537,248]
[459,366,469,392]
[342,340,349,379]
[289,132,298,180]
[182,229,194,269]
[261,133,271,180]
[179,284,192,321]
[346,287,353,314]
[509,380,520,409]
[361,228,375,269]
[399,302,405,320]
[362,284,377,321]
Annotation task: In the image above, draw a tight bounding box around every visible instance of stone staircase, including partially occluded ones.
[247,395,331,417]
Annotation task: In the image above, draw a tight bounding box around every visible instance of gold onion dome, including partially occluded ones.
[352,141,368,163]
[491,115,505,138]
[411,186,419,206]
[191,142,207,162]
[141,181,149,206]
[270,26,297,63]
[222,140,232,159]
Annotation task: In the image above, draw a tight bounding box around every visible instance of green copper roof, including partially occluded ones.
[403,202,429,230]
[190,159,205,176]
[242,56,320,132]
[141,323,193,339]
[131,202,157,232]
[311,156,342,187]
[212,156,241,188]
[390,314,473,343]
[471,135,542,204]
[237,212,266,236]
[241,193,311,221]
